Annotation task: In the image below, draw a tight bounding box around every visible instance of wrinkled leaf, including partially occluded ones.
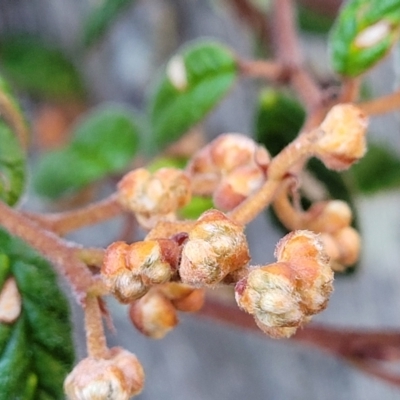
[83,0,136,47]
[148,41,238,152]
[255,89,359,272]
[329,0,400,77]
[350,143,400,194]
[0,228,74,399]
[34,104,141,198]
[0,36,84,101]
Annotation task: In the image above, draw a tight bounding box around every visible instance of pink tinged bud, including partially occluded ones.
[129,290,178,339]
[315,104,368,170]
[179,210,250,286]
[64,347,144,400]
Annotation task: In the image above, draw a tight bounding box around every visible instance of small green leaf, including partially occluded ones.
[0,228,74,399]
[329,0,400,77]
[83,0,136,47]
[34,104,141,199]
[180,196,214,220]
[350,143,400,194]
[0,36,84,101]
[148,41,238,152]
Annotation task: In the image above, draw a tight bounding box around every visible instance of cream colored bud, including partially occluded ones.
[315,104,368,170]
[179,210,250,286]
[64,347,144,400]
[129,290,178,339]
[0,277,21,323]
[235,263,303,329]
[306,200,352,233]
[117,168,191,218]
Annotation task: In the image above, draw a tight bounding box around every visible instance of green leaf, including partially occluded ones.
[0,36,84,101]
[34,104,141,199]
[148,41,238,152]
[255,89,359,272]
[0,228,74,399]
[329,0,400,77]
[83,0,136,47]
[350,143,400,194]
[180,196,214,220]
[0,119,26,206]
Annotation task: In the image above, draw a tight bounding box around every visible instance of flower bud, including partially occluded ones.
[235,263,303,330]
[213,165,266,211]
[64,347,144,400]
[129,290,178,339]
[159,282,205,312]
[306,200,352,234]
[179,210,250,286]
[0,277,21,324]
[315,104,368,170]
[101,240,177,303]
[117,168,191,221]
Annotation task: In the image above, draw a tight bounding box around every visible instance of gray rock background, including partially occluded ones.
[2,0,400,399]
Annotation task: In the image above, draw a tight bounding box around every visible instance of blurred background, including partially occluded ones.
[1,0,400,399]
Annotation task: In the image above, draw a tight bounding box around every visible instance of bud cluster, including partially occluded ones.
[235,230,333,338]
[64,347,144,400]
[117,167,192,228]
[187,133,270,210]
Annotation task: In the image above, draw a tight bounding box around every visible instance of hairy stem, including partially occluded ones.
[0,201,94,302]
[24,194,122,235]
[84,295,109,359]
[238,59,288,82]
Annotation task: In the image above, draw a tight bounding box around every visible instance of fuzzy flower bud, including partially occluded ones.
[333,226,361,266]
[179,210,250,286]
[236,230,334,338]
[235,263,303,330]
[315,104,368,170]
[159,282,205,312]
[64,347,144,400]
[117,168,191,226]
[101,240,177,303]
[129,290,178,339]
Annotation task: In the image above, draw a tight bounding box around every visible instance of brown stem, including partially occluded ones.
[0,89,29,150]
[272,183,303,230]
[24,194,122,235]
[340,78,361,103]
[198,297,400,385]
[296,0,342,17]
[238,59,288,82]
[0,201,94,302]
[84,295,109,359]
[76,247,105,268]
[273,0,302,67]
[358,91,400,116]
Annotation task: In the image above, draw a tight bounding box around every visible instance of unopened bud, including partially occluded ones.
[64,347,144,400]
[159,282,205,312]
[101,240,177,303]
[306,200,352,234]
[213,165,266,211]
[333,226,361,266]
[235,263,303,330]
[117,168,191,221]
[179,210,250,286]
[129,290,178,339]
[315,104,368,170]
